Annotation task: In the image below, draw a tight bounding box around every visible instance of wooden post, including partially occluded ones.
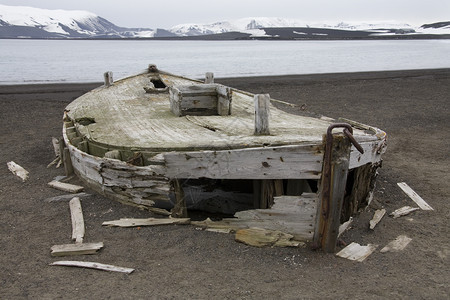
[62,147,74,176]
[314,134,351,252]
[104,71,113,87]
[171,179,188,218]
[254,94,270,135]
[205,72,214,84]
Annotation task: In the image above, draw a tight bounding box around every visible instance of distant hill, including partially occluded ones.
[0,4,448,39]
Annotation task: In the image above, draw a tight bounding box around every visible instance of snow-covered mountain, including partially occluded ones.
[0,4,175,38]
[0,4,448,39]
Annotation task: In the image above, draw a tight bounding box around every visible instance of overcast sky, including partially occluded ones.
[1,0,448,28]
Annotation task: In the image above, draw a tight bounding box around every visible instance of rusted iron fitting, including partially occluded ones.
[326,123,364,155]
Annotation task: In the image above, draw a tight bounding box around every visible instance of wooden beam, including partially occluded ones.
[51,242,104,256]
[51,261,134,274]
[397,182,433,210]
[254,94,270,135]
[62,147,74,176]
[69,197,85,243]
[104,71,113,86]
[205,72,214,84]
[102,217,190,227]
[48,181,84,193]
[315,134,352,252]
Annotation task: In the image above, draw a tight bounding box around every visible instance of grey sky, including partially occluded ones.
[0,0,448,28]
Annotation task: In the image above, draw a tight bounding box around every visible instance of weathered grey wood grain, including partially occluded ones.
[51,261,134,274]
[254,94,270,135]
[69,197,84,243]
[51,242,104,256]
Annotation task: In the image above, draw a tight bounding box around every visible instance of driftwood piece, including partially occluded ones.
[44,192,91,203]
[235,228,304,248]
[336,242,378,262]
[51,261,134,274]
[397,182,433,210]
[7,161,29,182]
[390,206,419,219]
[48,181,84,193]
[254,94,270,135]
[51,242,104,256]
[380,235,412,253]
[69,197,84,243]
[102,217,190,227]
[369,209,386,230]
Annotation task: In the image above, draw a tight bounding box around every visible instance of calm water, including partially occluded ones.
[0,39,449,84]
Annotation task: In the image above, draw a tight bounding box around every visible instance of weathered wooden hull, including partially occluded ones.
[62,67,387,248]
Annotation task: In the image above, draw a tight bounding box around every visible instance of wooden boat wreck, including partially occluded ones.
[62,65,387,251]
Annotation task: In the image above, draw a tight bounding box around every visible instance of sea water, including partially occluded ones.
[0,39,449,84]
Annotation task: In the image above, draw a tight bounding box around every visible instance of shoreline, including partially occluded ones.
[1,68,449,93]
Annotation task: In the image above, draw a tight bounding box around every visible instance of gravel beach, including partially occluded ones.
[1,69,449,299]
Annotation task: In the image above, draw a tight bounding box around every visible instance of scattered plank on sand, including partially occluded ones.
[235,227,304,248]
[380,235,412,253]
[336,242,378,262]
[51,242,104,256]
[48,180,84,193]
[369,209,386,230]
[397,182,433,210]
[102,217,191,227]
[7,161,29,182]
[51,261,134,274]
[390,206,419,219]
[44,192,91,203]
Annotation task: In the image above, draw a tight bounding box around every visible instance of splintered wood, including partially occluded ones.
[235,228,304,248]
[192,194,317,242]
[380,235,412,253]
[397,182,433,210]
[336,242,378,262]
[390,206,419,219]
[7,161,29,182]
[102,218,190,227]
[369,209,386,230]
[51,261,134,274]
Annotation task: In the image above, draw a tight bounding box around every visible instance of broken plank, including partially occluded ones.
[397,182,433,210]
[336,242,378,262]
[44,192,91,203]
[7,161,29,182]
[51,242,104,256]
[69,197,84,243]
[390,206,419,219]
[235,227,304,248]
[102,217,190,227]
[380,235,412,253]
[48,181,84,193]
[51,260,134,274]
[369,209,386,230]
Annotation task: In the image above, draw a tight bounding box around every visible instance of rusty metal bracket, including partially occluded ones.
[326,123,364,156]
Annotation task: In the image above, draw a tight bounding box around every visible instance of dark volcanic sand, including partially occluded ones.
[1,69,449,299]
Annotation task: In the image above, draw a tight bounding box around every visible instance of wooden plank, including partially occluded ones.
[192,194,318,241]
[369,209,386,230]
[336,242,378,262]
[254,94,270,135]
[315,134,352,252]
[48,181,84,193]
[235,228,304,247]
[51,242,104,256]
[69,197,84,243]
[102,217,190,227]
[163,144,323,180]
[390,206,419,219]
[397,182,433,210]
[51,261,134,274]
[380,235,412,253]
[44,192,91,203]
[7,161,29,182]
